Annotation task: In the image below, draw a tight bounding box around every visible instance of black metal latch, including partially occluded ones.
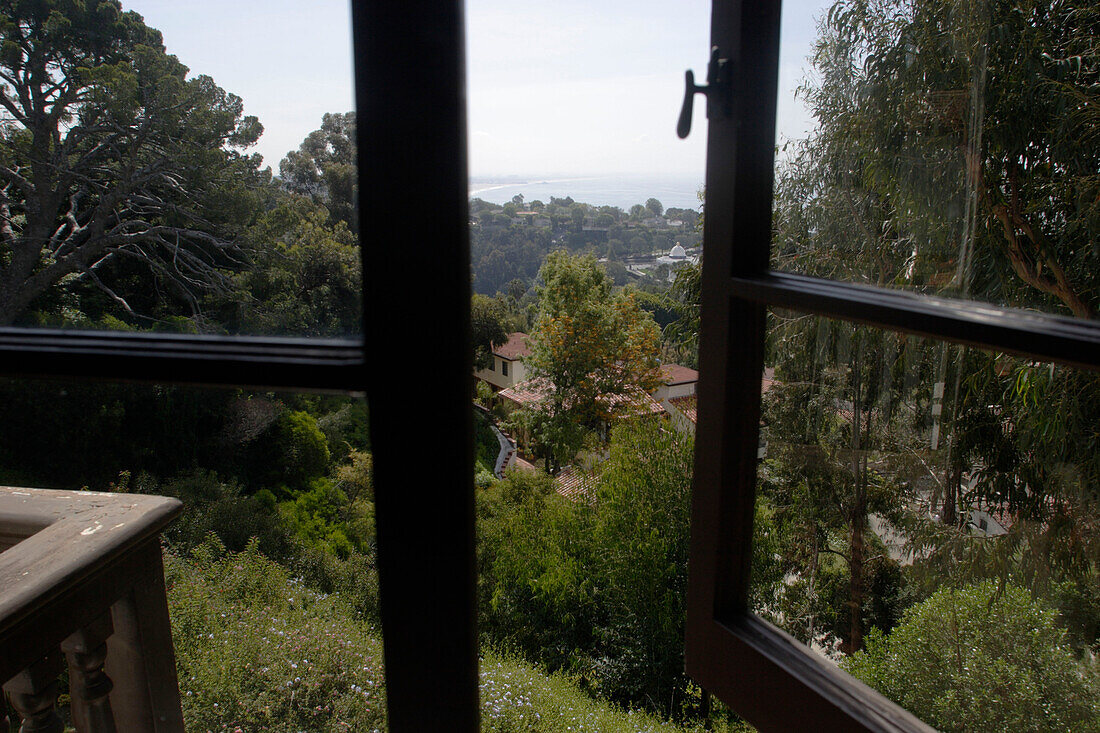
[677,47,732,139]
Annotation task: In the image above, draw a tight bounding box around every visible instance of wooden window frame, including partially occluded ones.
[0,2,480,730]
[687,1,1100,731]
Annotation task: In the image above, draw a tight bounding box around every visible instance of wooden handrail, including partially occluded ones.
[0,486,184,732]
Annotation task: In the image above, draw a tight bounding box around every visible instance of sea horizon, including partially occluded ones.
[468,173,704,212]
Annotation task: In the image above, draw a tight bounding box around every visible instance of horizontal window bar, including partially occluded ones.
[730,272,1100,371]
[0,328,365,392]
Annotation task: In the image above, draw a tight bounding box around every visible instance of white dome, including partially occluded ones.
[669,244,687,259]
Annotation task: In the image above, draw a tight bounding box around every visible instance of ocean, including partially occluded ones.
[468,174,704,212]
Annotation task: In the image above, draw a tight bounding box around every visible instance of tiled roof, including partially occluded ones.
[500,378,664,417]
[494,332,531,360]
[669,395,697,424]
[761,367,776,394]
[555,466,597,502]
[659,363,699,385]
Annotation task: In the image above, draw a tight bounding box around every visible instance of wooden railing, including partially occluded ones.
[0,486,184,732]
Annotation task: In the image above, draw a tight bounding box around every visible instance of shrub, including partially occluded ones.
[843,580,1100,732]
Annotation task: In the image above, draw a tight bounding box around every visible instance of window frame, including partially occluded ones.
[0,1,480,730]
[686,1,1100,731]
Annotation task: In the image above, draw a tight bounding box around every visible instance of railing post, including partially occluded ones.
[104,540,184,733]
[61,613,115,733]
[3,651,64,733]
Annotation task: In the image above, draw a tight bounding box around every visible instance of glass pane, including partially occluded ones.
[773,0,1099,322]
[752,309,1100,730]
[0,2,360,336]
[0,379,382,729]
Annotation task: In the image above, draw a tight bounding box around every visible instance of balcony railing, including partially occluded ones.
[0,486,184,732]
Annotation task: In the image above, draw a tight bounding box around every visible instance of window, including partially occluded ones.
[685,0,1099,730]
[488,358,495,372]
[501,360,509,377]
[0,2,477,730]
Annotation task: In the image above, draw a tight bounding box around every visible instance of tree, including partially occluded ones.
[0,0,265,326]
[590,418,694,714]
[470,293,507,370]
[520,252,661,470]
[226,195,361,336]
[844,581,1100,732]
[279,112,357,232]
[645,197,663,218]
[781,0,1099,317]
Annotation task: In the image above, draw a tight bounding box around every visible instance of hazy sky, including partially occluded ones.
[123,0,831,178]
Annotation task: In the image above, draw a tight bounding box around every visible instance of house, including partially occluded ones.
[474,332,530,390]
[667,368,776,449]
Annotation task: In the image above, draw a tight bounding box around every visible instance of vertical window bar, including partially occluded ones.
[686,0,782,679]
[353,2,479,730]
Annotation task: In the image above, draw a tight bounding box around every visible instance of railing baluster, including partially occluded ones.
[62,614,115,733]
[3,651,63,733]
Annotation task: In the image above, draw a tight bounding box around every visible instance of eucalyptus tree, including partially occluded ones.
[768,0,1100,639]
[0,0,265,326]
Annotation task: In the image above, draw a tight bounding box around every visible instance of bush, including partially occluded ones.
[136,470,292,558]
[844,580,1100,732]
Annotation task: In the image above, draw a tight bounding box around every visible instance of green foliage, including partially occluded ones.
[472,294,509,369]
[250,410,332,494]
[844,580,1100,732]
[229,195,362,337]
[589,419,694,714]
[0,0,266,325]
[474,409,502,477]
[478,656,730,733]
[167,538,718,733]
[476,380,496,409]
[277,478,373,559]
[0,379,236,488]
[478,470,595,673]
[279,112,358,232]
[478,422,703,720]
[136,470,291,559]
[316,400,371,464]
[522,251,662,469]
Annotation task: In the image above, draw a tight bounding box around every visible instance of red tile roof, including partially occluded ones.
[669,395,697,424]
[761,367,776,394]
[500,378,664,417]
[555,466,597,501]
[494,332,531,360]
[659,363,699,385]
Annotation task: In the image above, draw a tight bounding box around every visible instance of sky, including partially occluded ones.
[123,0,832,179]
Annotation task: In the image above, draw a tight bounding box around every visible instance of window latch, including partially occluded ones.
[677,47,732,139]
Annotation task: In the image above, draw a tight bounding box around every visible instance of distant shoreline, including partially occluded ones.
[467,175,703,211]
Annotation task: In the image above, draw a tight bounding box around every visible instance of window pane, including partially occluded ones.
[0,2,360,337]
[773,0,1099,322]
[0,379,383,729]
[752,309,1100,730]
